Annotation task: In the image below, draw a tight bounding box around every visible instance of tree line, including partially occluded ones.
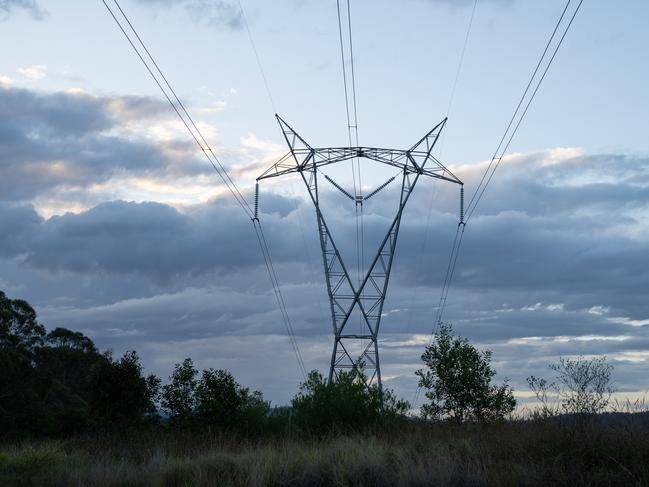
[1,290,616,439]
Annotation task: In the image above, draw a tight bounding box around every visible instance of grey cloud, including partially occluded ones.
[2,142,649,402]
[0,86,208,201]
[0,0,46,20]
[135,0,242,29]
[0,197,305,284]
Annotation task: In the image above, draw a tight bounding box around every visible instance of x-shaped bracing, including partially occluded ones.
[258,115,462,387]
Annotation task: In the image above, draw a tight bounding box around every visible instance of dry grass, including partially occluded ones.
[2,415,649,486]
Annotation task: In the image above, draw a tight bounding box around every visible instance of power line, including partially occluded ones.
[253,220,308,378]
[410,1,478,408]
[414,0,585,409]
[237,0,276,114]
[446,0,478,118]
[102,0,307,381]
[465,0,583,221]
[104,0,252,219]
[335,0,365,352]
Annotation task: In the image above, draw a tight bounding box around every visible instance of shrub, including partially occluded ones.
[527,355,614,417]
[87,350,159,426]
[416,323,516,422]
[161,358,198,423]
[195,368,269,433]
[291,365,409,434]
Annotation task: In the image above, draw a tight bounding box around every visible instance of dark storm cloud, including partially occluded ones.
[0,86,206,201]
[0,0,46,20]
[0,196,305,283]
[135,0,242,29]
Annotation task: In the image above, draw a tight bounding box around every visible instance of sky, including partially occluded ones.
[1,0,648,407]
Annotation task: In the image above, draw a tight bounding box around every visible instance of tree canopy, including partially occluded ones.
[291,365,409,433]
[416,323,516,422]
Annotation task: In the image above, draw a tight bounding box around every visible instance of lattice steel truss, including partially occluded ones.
[257,115,463,387]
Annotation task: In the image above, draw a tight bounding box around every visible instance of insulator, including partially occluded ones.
[460,185,465,224]
[254,183,260,220]
[324,174,355,201]
[364,175,396,201]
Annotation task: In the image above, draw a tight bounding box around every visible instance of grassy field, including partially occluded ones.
[2,416,649,487]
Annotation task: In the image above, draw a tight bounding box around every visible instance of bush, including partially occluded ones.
[195,368,269,433]
[291,366,409,434]
[416,323,516,422]
[161,358,269,433]
[527,355,614,418]
[87,350,160,426]
[161,358,198,423]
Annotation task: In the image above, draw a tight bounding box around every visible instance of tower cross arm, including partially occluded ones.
[257,116,462,186]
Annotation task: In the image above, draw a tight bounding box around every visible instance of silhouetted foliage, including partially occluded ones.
[161,358,198,423]
[195,368,269,432]
[161,358,269,432]
[2,291,528,442]
[0,290,45,354]
[527,355,614,418]
[291,365,409,434]
[1,290,165,436]
[87,350,159,426]
[0,347,41,434]
[416,323,516,422]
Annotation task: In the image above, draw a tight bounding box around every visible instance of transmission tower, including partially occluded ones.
[257,115,463,387]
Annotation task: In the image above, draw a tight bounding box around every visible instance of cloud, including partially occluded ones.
[135,0,242,29]
[1,83,648,404]
[17,64,47,81]
[0,85,217,204]
[0,0,47,20]
[0,196,305,283]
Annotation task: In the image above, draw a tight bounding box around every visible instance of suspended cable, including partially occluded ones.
[103,0,307,380]
[405,0,478,351]
[465,0,583,221]
[237,0,335,378]
[104,0,252,219]
[414,0,585,409]
[335,0,365,352]
[237,1,276,113]
[446,0,478,118]
[408,3,479,410]
[253,220,308,378]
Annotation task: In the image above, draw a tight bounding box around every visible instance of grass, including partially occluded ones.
[2,415,649,486]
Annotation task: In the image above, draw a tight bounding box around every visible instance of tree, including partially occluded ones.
[0,291,44,435]
[0,290,45,354]
[194,368,269,431]
[0,291,162,435]
[416,323,515,422]
[527,355,613,417]
[0,347,40,435]
[33,328,104,435]
[291,365,409,433]
[87,350,160,426]
[161,358,198,422]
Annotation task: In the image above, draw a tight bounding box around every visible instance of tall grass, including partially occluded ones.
[2,414,649,486]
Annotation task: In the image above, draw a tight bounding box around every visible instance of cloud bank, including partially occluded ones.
[1,82,648,404]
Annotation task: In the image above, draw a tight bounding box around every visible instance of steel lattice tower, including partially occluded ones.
[257,115,463,387]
